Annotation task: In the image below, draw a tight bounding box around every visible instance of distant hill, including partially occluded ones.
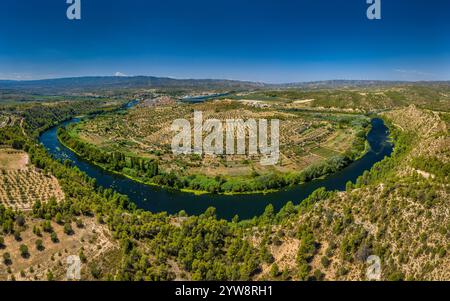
[283,80,404,88]
[0,76,448,94]
[0,76,267,94]
[282,80,450,89]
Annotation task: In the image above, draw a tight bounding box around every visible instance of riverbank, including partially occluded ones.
[41,115,392,219]
[55,97,374,195]
[57,122,372,196]
[57,135,292,196]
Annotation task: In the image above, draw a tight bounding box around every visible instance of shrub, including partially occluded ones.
[270,263,281,278]
[51,232,59,243]
[321,256,331,268]
[64,223,74,235]
[35,239,44,251]
[20,244,29,258]
[3,252,12,265]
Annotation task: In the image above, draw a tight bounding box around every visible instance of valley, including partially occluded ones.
[61,98,370,194]
[0,79,448,281]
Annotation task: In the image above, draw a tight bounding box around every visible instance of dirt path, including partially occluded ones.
[20,118,27,137]
[393,123,405,131]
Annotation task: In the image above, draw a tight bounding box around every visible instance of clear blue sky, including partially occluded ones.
[0,0,449,83]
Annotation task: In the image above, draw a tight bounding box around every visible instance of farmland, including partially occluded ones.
[0,149,64,211]
[0,81,448,281]
[64,99,370,193]
[223,85,450,112]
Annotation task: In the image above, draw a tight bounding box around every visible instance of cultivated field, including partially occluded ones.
[0,149,64,210]
[71,100,369,178]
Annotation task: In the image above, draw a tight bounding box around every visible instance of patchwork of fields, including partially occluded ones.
[71,100,369,179]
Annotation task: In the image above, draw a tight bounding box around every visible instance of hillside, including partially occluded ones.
[251,106,449,280]
[0,89,448,281]
[227,85,450,112]
[1,76,449,96]
[0,76,266,94]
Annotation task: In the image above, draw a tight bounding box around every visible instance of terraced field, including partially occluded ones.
[0,149,64,210]
[70,99,369,180]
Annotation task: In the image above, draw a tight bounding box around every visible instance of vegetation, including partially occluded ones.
[227,85,450,112]
[58,100,370,194]
[0,85,448,281]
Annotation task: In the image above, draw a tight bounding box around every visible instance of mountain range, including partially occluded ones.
[0,76,448,94]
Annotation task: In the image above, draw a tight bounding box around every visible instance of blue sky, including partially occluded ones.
[0,0,449,83]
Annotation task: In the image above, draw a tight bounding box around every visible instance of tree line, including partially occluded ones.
[58,124,369,194]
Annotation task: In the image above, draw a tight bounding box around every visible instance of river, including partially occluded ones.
[39,110,393,220]
[180,93,230,103]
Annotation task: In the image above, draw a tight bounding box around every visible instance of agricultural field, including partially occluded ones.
[0,149,64,210]
[223,85,450,112]
[68,99,369,188]
[0,83,449,282]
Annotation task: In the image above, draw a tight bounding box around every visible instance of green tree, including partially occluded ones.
[3,252,12,265]
[20,244,29,258]
[35,239,44,251]
[79,249,87,263]
[51,232,59,243]
[55,213,63,225]
[64,223,74,235]
[16,215,26,227]
[270,263,280,278]
[47,270,54,281]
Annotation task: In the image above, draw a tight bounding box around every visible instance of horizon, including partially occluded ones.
[1,74,450,85]
[1,0,449,82]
